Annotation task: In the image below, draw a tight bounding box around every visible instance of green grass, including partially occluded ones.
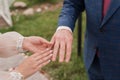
[0,7,88,80]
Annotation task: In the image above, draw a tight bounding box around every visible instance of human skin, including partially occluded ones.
[15,36,53,78]
[15,49,53,78]
[51,29,73,62]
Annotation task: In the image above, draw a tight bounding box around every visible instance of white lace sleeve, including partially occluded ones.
[0,71,14,80]
[0,54,49,80]
[0,54,25,80]
[0,71,49,80]
[0,71,24,80]
[0,32,25,57]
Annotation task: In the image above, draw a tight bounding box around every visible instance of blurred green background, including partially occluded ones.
[0,0,87,80]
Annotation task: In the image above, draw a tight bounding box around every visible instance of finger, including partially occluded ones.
[50,37,55,50]
[32,48,52,57]
[52,40,60,61]
[50,35,55,44]
[35,50,53,61]
[38,60,51,69]
[65,41,72,62]
[43,42,53,50]
[32,37,52,48]
[39,37,51,45]
[59,41,65,62]
[49,42,54,48]
[27,46,38,53]
[37,54,52,66]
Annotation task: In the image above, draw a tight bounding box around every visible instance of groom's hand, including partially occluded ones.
[23,36,53,53]
[51,29,73,62]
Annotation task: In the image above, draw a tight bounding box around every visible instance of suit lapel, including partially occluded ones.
[100,0,120,28]
[95,0,103,25]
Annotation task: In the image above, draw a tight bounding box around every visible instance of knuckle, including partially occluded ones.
[29,59,35,64]
[35,67,39,71]
[27,60,33,65]
[29,57,34,61]
[66,54,70,57]
[66,53,71,58]
[40,57,47,62]
[68,38,73,42]
[60,47,65,51]
[41,63,45,66]
[39,59,42,63]
[41,58,45,62]
[39,65,42,68]
[55,36,64,41]
[32,65,37,70]
[39,63,45,68]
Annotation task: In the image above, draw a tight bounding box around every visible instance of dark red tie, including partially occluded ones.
[103,0,111,16]
[97,0,111,56]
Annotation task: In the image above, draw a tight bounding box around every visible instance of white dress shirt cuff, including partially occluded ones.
[57,26,72,33]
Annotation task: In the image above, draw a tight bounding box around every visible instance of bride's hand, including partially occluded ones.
[23,36,53,53]
[15,49,53,78]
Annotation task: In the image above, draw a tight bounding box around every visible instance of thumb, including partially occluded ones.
[39,37,49,43]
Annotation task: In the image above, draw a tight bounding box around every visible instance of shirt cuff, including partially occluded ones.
[56,26,72,33]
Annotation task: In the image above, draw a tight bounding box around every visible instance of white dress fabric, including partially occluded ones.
[0,32,48,80]
[0,0,14,26]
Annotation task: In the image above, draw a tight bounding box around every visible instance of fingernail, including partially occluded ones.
[46,48,49,50]
[52,58,56,61]
[59,60,64,63]
[21,53,25,56]
[50,54,53,56]
[66,60,69,63]
[25,56,28,58]
[49,60,51,62]
[50,50,53,53]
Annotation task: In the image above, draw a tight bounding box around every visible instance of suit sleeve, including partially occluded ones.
[58,0,85,31]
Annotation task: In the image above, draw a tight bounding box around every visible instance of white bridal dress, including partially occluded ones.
[0,32,48,80]
[0,0,14,26]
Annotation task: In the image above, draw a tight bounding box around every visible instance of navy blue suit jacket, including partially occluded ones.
[58,0,120,79]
